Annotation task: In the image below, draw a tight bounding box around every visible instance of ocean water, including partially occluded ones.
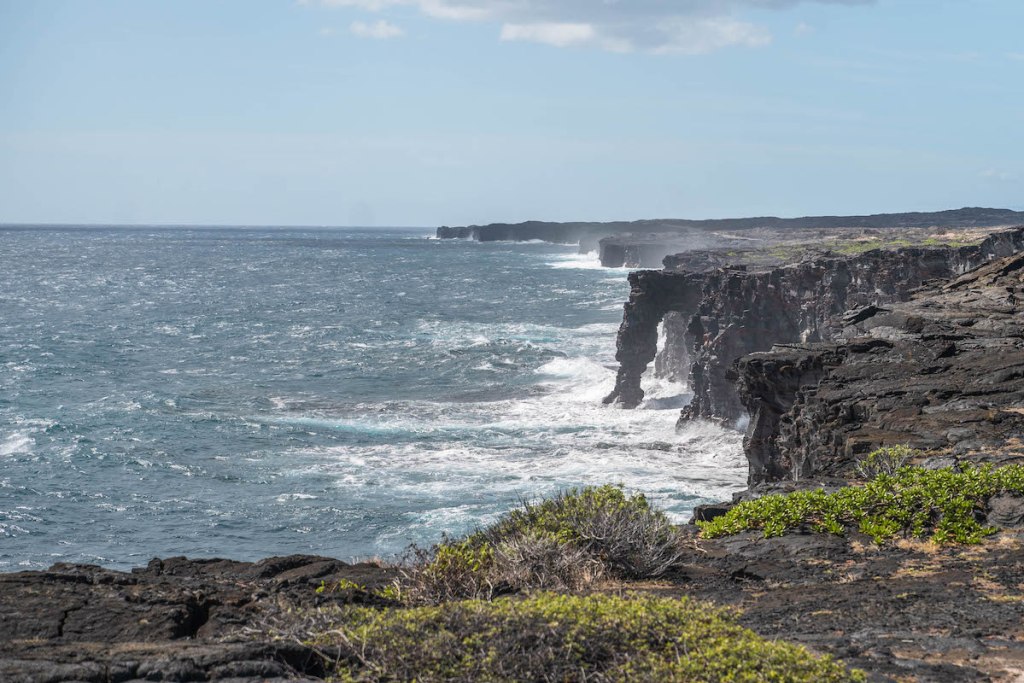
[0,227,745,571]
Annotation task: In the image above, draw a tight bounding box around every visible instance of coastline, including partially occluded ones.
[5,223,1024,681]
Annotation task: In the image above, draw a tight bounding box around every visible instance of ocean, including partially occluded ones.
[0,227,745,571]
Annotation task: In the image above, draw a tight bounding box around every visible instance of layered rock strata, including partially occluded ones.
[737,252,1024,485]
[605,228,1024,427]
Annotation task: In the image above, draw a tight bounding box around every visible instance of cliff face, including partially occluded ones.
[436,226,473,239]
[605,228,1024,428]
[598,230,766,268]
[737,253,1024,485]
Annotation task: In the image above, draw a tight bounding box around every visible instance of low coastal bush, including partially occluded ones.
[401,485,684,602]
[854,445,917,479]
[698,464,1024,544]
[304,592,863,682]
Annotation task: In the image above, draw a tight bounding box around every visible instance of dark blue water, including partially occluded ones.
[0,227,744,570]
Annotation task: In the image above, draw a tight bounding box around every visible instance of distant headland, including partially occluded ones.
[437,207,1024,267]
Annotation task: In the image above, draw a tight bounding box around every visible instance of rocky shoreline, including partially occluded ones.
[6,222,1024,681]
[4,528,1023,681]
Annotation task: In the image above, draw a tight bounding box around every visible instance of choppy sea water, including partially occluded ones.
[0,227,745,570]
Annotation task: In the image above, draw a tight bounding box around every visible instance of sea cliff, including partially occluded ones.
[605,226,1024,428]
[737,251,1024,485]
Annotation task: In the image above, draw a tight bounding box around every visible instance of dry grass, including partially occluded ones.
[399,485,687,604]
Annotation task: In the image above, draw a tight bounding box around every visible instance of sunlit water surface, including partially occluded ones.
[0,227,745,570]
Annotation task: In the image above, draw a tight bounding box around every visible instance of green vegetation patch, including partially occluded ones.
[699,464,1024,544]
[311,592,863,682]
[822,238,911,255]
[403,485,683,602]
[816,235,979,256]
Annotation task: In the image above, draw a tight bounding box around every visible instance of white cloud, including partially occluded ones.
[653,17,771,54]
[306,0,872,53]
[500,22,596,49]
[350,19,405,38]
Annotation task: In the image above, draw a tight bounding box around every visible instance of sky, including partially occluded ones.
[0,0,1021,227]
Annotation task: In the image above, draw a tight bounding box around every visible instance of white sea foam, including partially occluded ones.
[281,353,745,542]
[275,493,319,502]
[274,305,740,532]
[0,432,34,457]
[543,251,636,272]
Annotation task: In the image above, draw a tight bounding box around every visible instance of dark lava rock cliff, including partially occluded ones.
[738,251,1024,485]
[604,227,1024,431]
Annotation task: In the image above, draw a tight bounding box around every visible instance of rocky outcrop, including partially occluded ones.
[598,235,680,268]
[603,270,703,407]
[671,525,1024,681]
[605,228,1024,426]
[736,252,1024,485]
[598,232,741,270]
[0,555,395,682]
[436,220,629,246]
[436,225,473,239]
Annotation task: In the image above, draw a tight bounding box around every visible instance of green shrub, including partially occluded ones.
[305,592,863,682]
[402,485,684,602]
[698,464,1024,544]
[486,484,681,577]
[854,445,917,479]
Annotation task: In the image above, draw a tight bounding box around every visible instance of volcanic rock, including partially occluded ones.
[736,252,1024,484]
[604,227,1024,428]
[0,555,395,682]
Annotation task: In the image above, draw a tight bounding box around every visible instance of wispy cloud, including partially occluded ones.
[499,23,599,49]
[350,19,405,38]
[794,21,815,36]
[982,169,1018,183]
[303,0,873,54]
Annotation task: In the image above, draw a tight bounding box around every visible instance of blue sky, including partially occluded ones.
[1,0,1021,226]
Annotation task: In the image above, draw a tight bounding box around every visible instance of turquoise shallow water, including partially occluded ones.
[0,226,745,570]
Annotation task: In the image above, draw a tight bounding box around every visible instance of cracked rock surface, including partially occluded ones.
[0,555,395,682]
